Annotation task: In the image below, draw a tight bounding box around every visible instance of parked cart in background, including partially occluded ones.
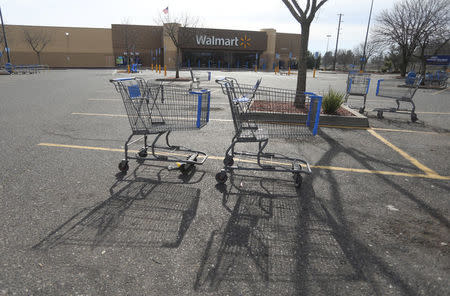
[189,68,211,90]
[374,75,423,122]
[424,70,448,88]
[215,77,322,188]
[110,77,210,174]
[344,72,371,114]
[4,64,49,74]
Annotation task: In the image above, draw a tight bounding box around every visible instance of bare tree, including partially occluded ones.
[159,14,198,78]
[353,41,378,70]
[412,0,450,76]
[23,29,51,64]
[120,18,139,67]
[368,52,385,71]
[322,51,333,69]
[282,0,329,107]
[373,0,449,77]
[335,49,354,70]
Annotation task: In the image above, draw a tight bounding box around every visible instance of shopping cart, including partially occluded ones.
[424,71,448,88]
[345,72,371,113]
[374,75,422,122]
[215,77,322,188]
[110,77,210,174]
[189,68,211,90]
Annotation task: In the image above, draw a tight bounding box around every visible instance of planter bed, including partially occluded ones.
[243,101,369,128]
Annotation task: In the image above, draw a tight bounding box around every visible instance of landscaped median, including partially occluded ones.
[242,90,369,129]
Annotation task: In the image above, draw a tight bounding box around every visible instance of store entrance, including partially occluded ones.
[182,50,260,69]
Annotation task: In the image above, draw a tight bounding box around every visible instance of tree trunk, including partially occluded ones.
[37,52,41,64]
[399,50,408,77]
[294,23,310,108]
[175,47,180,78]
[419,47,427,79]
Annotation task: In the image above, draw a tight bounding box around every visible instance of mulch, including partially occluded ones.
[249,100,354,116]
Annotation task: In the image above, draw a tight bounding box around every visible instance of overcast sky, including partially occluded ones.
[0,0,394,53]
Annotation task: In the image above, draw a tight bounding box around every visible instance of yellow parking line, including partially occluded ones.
[37,143,450,180]
[367,129,439,176]
[312,125,444,135]
[371,128,445,135]
[432,88,448,95]
[38,143,125,152]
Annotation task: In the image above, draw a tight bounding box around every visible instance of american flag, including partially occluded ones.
[162,7,168,14]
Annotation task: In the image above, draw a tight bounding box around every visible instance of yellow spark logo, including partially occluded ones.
[240,35,251,48]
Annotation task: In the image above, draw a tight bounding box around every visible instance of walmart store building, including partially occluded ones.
[3,24,300,70]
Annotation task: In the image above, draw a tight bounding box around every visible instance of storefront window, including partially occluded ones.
[182,50,260,69]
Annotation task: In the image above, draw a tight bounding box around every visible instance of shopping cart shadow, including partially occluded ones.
[194,172,308,293]
[33,165,204,251]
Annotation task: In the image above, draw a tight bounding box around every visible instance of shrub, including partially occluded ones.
[322,89,345,114]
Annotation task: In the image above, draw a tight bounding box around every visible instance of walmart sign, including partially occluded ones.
[196,35,240,47]
[195,34,252,48]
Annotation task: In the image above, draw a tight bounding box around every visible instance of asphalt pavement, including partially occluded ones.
[0,69,449,295]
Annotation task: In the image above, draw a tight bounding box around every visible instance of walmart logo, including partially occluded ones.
[240,35,251,48]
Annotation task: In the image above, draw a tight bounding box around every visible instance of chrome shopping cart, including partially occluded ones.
[215,77,322,188]
[345,72,371,114]
[374,75,422,122]
[110,77,210,174]
[189,68,211,90]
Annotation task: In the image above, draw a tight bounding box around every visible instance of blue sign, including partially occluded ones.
[0,52,2,57]
[314,51,319,59]
[289,52,292,59]
[426,55,450,66]
[275,53,280,59]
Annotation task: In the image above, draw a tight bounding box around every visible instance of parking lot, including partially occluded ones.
[0,69,449,295]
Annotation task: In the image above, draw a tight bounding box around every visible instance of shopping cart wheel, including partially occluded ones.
[118,160,129,173]
[411,113,418,122]
[138,148,148,158]
[359,107,365,114]
[377,111,384,119]
[293,173,303,188]
[215,171,228,184]
[223,155,234,167]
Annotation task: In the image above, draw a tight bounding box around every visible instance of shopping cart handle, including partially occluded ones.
[109,77,136,82]
[233,97,250,103]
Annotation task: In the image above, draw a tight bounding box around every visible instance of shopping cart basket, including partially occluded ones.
[345,72,371,113]
[374,75,422,122]
[214,78,322,188]
[110,77,210,174]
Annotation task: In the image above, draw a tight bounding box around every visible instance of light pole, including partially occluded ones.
[326,34,332,53]
[360,0,374,72]
[0,7,11,63]
[65,32,70,66]
[333,14,343,71]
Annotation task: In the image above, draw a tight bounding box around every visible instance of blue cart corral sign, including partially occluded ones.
[425,55,450,66]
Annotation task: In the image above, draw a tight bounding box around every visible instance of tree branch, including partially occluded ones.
[282,0,303,23]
